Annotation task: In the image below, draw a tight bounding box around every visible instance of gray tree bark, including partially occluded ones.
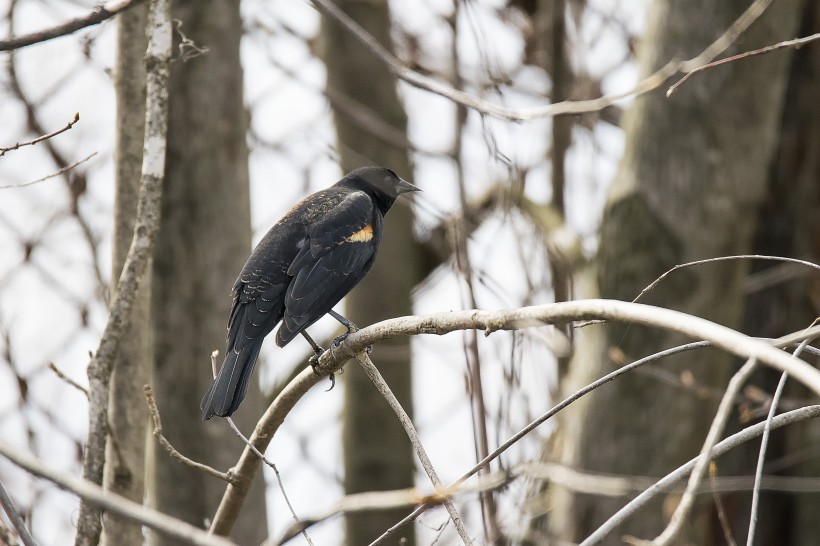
[102,5,150,545]
[544,1,804,544]
[150,2,266,544]
[322,1,419,544]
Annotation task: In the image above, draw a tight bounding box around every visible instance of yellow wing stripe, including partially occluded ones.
[346,224,373,243]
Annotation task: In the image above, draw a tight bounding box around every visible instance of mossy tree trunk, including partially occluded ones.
[543,1,805,544]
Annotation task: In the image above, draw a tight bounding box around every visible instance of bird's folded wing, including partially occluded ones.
[277,191,377,345]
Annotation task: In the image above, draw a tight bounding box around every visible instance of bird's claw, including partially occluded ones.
[332,332,349,348]
[324,372,336,392]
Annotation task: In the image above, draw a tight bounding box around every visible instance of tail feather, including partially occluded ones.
[200,337,264,420]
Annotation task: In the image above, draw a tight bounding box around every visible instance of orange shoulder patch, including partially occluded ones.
[346,224,373,243]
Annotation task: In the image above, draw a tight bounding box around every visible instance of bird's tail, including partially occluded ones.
[200,337,264,420]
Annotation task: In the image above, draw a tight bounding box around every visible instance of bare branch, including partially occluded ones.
[48,362,89,397]
[0,480,36,546]
[372,329,819,543]
[0,153,98,190]
[210,300,820,537]
[580,406,820,546]
[75,0,171,543]
[355,352,472,544]
[144,386,235,484]
[0,441,235,546]
[708,463,737,546]
[0,0,146,52]
[668,31,820,96]
[634,255,820,304]
[651,358,759,545]
[0,113,80,157]
[222,416,313,546]
[309,0,772,121]
[748,334,815,545]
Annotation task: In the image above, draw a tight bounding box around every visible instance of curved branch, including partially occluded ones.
[208,299,820,535]
[0,0,146,52]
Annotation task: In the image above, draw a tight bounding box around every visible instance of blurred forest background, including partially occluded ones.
[1,0,819,544]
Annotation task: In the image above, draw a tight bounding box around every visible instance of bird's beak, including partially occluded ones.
[397,178,421,194]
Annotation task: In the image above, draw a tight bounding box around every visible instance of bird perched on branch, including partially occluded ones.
[201,166,420,419]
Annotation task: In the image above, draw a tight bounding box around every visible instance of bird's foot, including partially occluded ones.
[332,331,349,348]
[308,345,325,375]
[308,348,337,391]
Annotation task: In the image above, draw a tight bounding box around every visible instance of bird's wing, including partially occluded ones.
[276,191,378,345]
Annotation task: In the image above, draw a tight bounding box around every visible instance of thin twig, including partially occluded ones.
[0,152,98,190]
[580,406,820,546]
[747,333,815,546]
[668,32,820,96]
[48,362,89,397]
[224,417,313,546]
[0,440,235,546]
[0,480,37,546]
[0,0,146,51]
[650,358,759,545]
[310,0,771,121]
[355,352,473,545]
[709,462,737,546]
[144,385,234,484]
[0,113,79,157]
[634,255,820,304]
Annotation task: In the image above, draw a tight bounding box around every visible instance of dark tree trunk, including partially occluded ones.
[743,4,820,545]
[151,2,267,544]
[322,1,419,544]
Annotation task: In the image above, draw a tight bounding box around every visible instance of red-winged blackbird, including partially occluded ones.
[201,166,419,419]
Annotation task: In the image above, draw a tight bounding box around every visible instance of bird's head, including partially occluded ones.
[347,166,420,200]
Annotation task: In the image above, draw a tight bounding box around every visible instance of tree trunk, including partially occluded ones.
[102,5,150,545]
[150,2,267,544]
[545,1,803,544]
[322,2,419,544]
[744,4,820,544]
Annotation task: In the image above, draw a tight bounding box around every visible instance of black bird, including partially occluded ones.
[201,166,419,419]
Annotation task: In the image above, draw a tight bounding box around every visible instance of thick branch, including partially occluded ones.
[74,0,170,543]
[0,0,146,51]
[209,299,820,535]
